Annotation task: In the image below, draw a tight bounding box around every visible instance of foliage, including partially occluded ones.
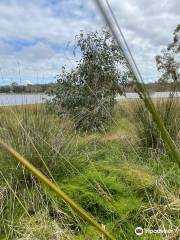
[133,98,180,150]
[0,83,54,93]
[156,24,180,87]
[49,28,129,131]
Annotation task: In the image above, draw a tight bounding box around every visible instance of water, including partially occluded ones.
[0,92,179,106]
[0,94,47,106]
[117,91,180,99]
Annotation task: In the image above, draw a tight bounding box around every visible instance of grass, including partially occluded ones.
[0,101,179,239]
[133,98,180,150]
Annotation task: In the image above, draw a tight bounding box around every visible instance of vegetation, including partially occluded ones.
[0,83,55,94]
[0,102,179,240]
[48,29,129,131]
[133,98,180,150]
[0,81,180,94]
[156,25,180,88]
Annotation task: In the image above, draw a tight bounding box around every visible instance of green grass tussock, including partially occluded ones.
[133,98,180,150]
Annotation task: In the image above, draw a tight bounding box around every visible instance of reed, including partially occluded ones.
[133,98,180,150]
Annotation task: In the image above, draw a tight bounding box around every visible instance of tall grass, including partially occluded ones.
[0,103,179,239]
[0,105,116,239]
[133,98,180,150]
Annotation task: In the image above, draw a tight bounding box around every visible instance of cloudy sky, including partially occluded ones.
[0,0,179,85]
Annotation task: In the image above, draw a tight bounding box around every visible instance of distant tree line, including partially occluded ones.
[0,81,179,94]
[0,82,56,93]
[127,81,180,93]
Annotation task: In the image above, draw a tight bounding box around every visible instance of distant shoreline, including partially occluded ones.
[0,92,45,95]
[0,90,179,95]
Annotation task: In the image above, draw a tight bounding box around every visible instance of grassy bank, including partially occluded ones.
[0,101,179,239]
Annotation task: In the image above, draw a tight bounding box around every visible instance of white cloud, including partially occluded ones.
[18,42,55,62]
[107,0,179,81]
[0,0,179,84]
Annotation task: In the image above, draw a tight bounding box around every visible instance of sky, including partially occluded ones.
[0,0,179,85]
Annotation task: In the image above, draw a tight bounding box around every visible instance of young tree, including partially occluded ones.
[11,81,18,93]
[156,25,180,88]
[50,29,129,131]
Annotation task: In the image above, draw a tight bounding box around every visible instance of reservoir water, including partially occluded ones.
[0,92,179,106]
[0,94,47,106]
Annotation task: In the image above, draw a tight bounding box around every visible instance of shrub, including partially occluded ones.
[49,28,129,132]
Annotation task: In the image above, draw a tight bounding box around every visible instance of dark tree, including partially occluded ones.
[156,25,180,88]
[50,29,129,131]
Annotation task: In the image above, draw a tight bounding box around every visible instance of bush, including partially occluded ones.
[49,28,129,132]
